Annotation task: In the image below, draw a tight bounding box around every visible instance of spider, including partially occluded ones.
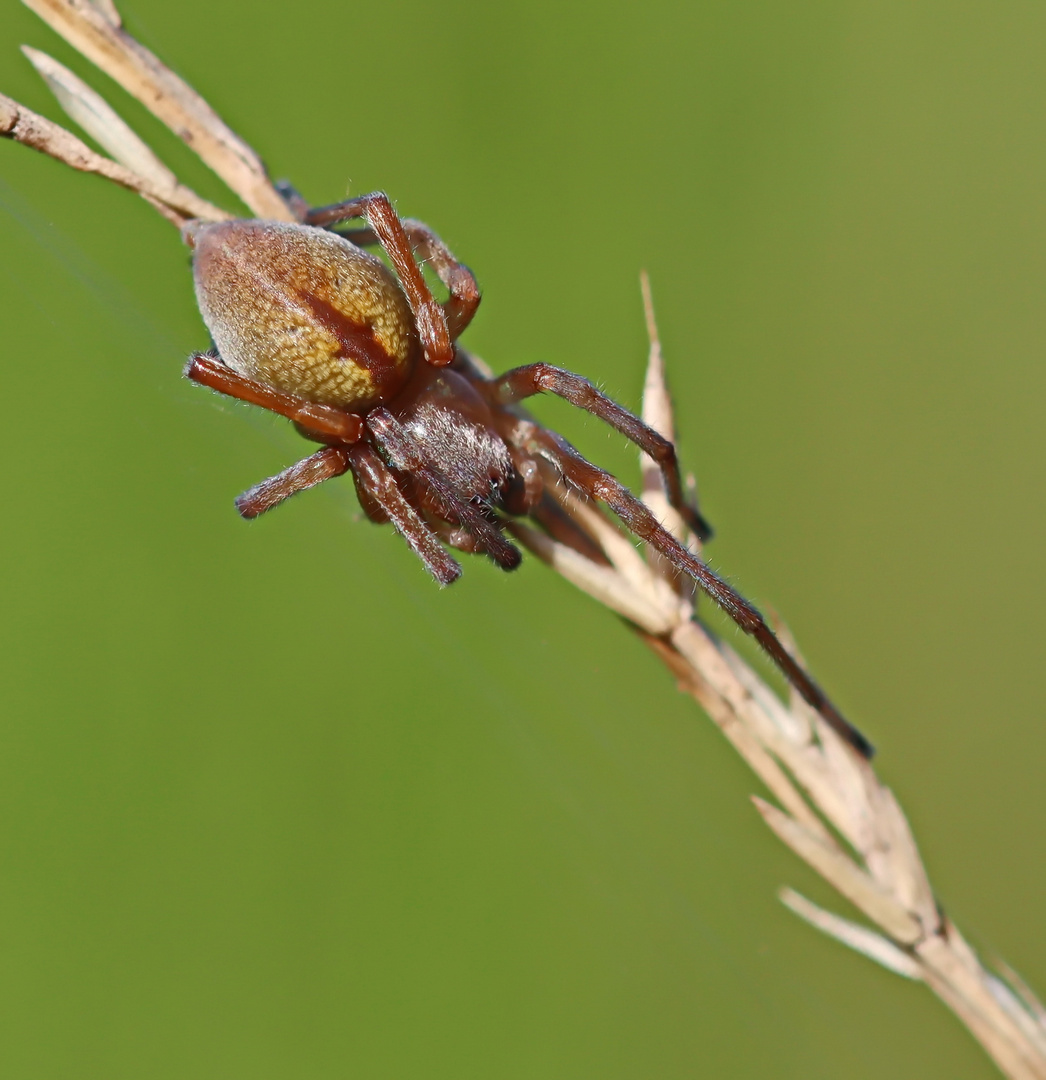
[182,190,872,759]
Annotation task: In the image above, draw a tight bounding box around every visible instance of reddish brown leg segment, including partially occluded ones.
[492,362,712,541]
[396,218,480,339]
[236,446,352,519]
[186,354,364,444]
[535,431,873,758]
[305,193,455,368]
[333,218,481,340]
[347,444,462,586]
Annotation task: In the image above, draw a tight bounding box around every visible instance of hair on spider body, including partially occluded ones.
[182,190,873,759]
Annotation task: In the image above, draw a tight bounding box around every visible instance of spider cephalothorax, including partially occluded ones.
[182,190,872,758]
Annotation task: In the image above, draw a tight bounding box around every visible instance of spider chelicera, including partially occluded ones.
[183,190,872,759]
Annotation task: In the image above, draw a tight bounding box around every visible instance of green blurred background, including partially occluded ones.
[1,0,1043,1076]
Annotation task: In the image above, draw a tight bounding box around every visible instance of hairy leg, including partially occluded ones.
[490,362,712,541]
[399,217,480,339]
[185,354,364,444]
[236,446,352,518]
[273,179,310,222]
[347,444,462,586]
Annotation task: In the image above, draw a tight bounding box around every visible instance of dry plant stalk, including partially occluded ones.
[3,2,1044,1075]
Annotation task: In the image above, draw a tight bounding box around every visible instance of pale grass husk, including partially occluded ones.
[3,2,1044,1075]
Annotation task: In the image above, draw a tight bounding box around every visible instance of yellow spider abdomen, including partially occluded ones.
[187,220,419,410]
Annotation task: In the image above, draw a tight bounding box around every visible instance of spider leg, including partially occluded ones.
[236,446,352,518]
[303,193,455,368]
[490,362,713,541]
[400,217,480,339]
[351,470,391,524]
[533,429,874,758]
[347,444,462,586]
[331,218,480,341]
[185,354,364,444]
[366,408,522,571]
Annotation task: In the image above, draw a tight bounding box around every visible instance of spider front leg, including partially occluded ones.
[304,193,459,367]
[491,362,713,541]
[532,429,874,758]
